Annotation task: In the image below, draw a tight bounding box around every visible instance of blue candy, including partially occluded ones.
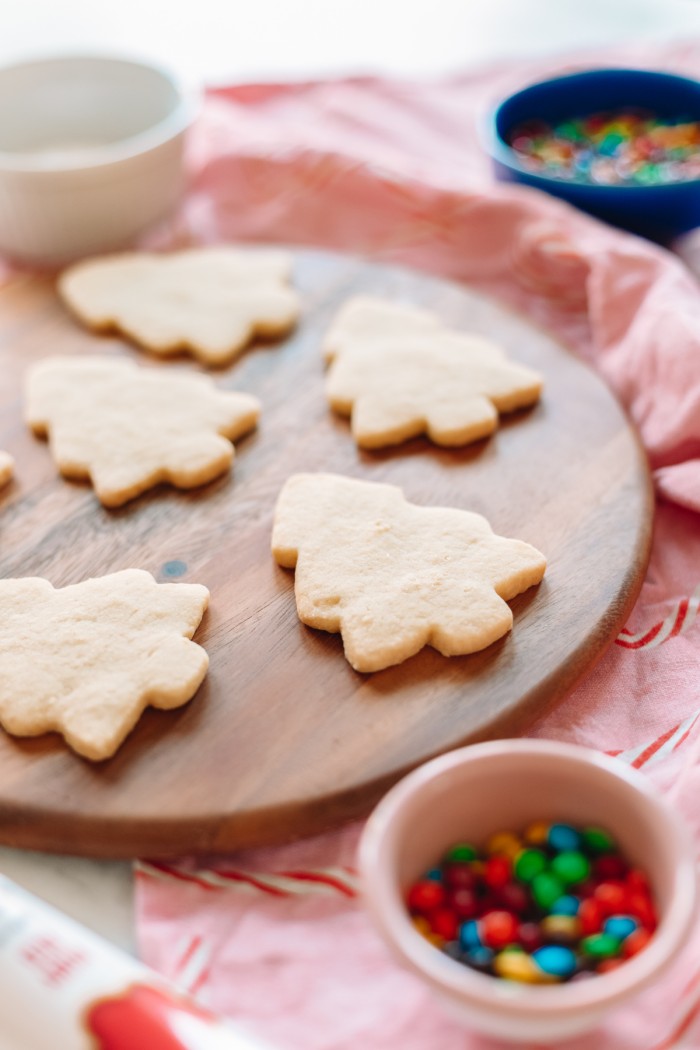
[459,920,482,952]
[551,895,581,916]
[548,823,582,853]
[466,946,495,971]
[603,915,638,942]
[533,945,578,978]
[425,867,443,882]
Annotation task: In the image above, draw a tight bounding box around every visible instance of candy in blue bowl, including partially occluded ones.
[487,68,700,242]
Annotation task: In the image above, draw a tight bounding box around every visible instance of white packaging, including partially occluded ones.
[0,875,273,1050]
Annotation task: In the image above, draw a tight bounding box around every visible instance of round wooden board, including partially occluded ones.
[0,249,652,858]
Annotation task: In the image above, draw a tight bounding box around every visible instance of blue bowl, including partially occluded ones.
[488,68,700,242]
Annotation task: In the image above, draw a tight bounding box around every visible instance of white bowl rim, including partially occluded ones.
[0,51,199,173]
[358,738,698,1019]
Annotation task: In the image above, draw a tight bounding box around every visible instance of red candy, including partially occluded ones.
[450,888,479,920]
[407,880,445,913]
[430,907,459,941]
[518,921,544,952]
[498,882,530,915]
[597,959,625,974]
[593,882,628,917]
[481,910,519,949]
[628,892,657,931]
[578,898,603,936]
[476,893,501,918]
[594,855,628,880]
[484,856,512,890]
[622,928,653,958]
[575,879,597,900]
[626,869,651,895]
[444,864,478,890]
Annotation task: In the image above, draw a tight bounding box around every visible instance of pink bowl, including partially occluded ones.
[358,739,697,1043]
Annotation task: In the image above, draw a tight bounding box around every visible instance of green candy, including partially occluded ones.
[581,933,621,959]
[531,872,565,911]
[446,843,477,862]
[550,851,591,886]
[581,827,615,854]
[514,848,548,883]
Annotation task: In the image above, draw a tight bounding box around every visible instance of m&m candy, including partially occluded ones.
[532,945,577,979]
[406,820,657,984]
[514,848,547,882]
[548,824,581,853]
[550,851,590,886]
[508,110,700,186]
[540,914,581,943]
[494,950,543,983]
[604,916,638,942]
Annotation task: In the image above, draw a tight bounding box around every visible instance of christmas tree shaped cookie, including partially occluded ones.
[323,297,543,449]
[26,356,260,507]
[272,474,546,672]
[58,248,301,366]
[0,450,13,488]
[0,569,209,760]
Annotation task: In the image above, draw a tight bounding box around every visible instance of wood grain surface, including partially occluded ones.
[0,249,653,858]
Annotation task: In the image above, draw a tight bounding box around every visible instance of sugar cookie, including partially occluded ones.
[58,248,301,366]
[26,356,260,507]
[0,569,209,760]
[272,473,546,672]
[323,297,543,448]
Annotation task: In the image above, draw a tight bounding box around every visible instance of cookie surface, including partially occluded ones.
[0,569,209,760]
[26,355,260,506]
[323,297,543,448]
[0,451,13,488]
[272,473,546,672]
[58,248,301,366]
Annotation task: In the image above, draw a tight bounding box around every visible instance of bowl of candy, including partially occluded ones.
[487,68,700,242]
[358,739,696,1043]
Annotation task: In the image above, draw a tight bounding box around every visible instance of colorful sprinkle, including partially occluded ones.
[508,110,700,186]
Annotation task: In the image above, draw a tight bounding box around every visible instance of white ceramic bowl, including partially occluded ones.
[359,740,697,1044]
[0,54,197,266]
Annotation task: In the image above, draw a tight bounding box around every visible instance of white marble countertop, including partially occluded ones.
[2,0,700,960]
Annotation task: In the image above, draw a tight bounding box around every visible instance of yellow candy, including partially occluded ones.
[486,831,523,859]
[541,915,581,942]
[412,916,432,937]
[524,821,549,846]
[412,916,444,949]
[494,951,547,984]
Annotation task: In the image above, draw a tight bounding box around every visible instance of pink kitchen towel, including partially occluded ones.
[137,39,700,1049]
